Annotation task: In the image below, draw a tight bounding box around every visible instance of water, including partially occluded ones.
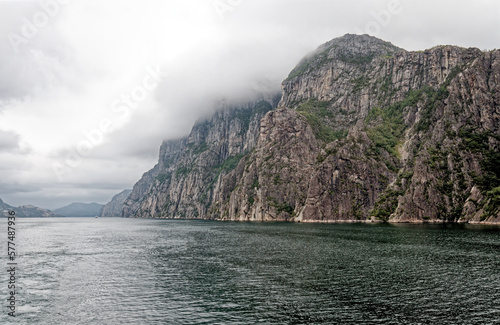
[1,218,499,324]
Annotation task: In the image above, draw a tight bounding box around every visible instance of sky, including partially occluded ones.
[0,0,498,210]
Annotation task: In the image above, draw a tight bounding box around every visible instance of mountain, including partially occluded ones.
[0,197,12,210]
[100,189,132,217]
[124,34,500,223]
[54,202,104,218]
[122,97,280,219]
[0,197,60,218]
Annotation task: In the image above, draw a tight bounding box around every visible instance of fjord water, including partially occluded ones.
[1,219,499,324]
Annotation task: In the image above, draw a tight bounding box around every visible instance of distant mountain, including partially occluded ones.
[100,189,132,217]
[54,202,104,217]
[1,197,60,218]
[0,197,12,211]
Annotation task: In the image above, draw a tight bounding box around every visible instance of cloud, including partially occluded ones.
[0,2,76,101]
[0,130,21,151]
[0,0,498,209]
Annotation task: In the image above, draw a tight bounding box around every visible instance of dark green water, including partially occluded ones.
[1,218,499,324]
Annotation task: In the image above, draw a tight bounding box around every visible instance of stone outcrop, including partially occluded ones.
[100,190,132,217]
[124,34,500,223]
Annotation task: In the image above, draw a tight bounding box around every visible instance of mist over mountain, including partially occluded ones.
[121,34,500,223]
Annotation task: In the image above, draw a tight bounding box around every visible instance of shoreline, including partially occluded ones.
[124,216,500,226]
[286,219,500,226]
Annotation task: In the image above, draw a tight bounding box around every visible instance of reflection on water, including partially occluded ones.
[1,218,499,324]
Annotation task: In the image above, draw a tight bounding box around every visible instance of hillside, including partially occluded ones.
[54,202,104,218]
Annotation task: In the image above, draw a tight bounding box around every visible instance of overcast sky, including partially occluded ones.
[0,0,498,209]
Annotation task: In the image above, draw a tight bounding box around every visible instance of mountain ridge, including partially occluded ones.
[1,197,61,218]
[54,202,104,218]
[123,34,500,223]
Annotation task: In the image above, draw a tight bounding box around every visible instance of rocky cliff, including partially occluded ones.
[100,189,132,217]
[124,34,500,223]
[122,97,280,219]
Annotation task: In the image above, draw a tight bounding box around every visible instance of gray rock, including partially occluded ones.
[100,190,132,217]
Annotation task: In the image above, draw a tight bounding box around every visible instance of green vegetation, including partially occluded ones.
[219,152,247,172]
[266,196,295,216]
[351,198,364,220]
[366,118,404,156]
[296,99,347,143]
[400,171,414,180]
[395,170,413,187]
[201,152,250,207]
[286,46,386,80]
[459,127,500,217]
[252,178,260,189]
[338,53,374,65]
[247,194,255,206]
[459,128,500,191]
[297,98,332,115]
[379,76,392,94]
[163,156,176,168]
[484,186,500,217]
[423,146,470,221]
[191,142,209,155]
[458,128,496,152]
[286,49,331,80]
[156,172,172,184]
[175,165,192,177]
[427,146,447,170]
[203,152,248,199]
[276,203,294,215]
[416,66,462,132]
[236,101,273,135]
[371,189,404,221]
[366,88,426,156]
[352,76,370,93]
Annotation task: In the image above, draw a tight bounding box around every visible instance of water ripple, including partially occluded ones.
[0,219,499,324]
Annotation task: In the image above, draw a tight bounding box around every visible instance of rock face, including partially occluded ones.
[122,98,280,219]
[0,198,60,218]
[124,34,500,223]
[54,202,104,217]
[100,189,132,217]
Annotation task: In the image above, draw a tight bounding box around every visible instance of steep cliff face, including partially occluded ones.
[100,190,131,217]
[126,34,500,223]
[122,98,279,219]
